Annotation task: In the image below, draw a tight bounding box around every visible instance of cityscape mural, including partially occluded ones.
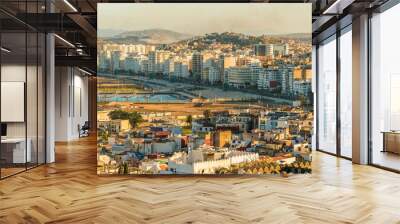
[97,3,313,175]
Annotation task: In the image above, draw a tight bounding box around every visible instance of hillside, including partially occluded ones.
[105,29,193,44]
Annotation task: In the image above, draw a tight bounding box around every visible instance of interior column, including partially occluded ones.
[352,14,369,164]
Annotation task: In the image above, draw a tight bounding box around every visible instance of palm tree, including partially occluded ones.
[128,111,143,128]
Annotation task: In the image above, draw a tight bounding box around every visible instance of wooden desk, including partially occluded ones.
[382,131,400,154]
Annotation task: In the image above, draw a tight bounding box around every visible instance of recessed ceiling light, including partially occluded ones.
[78,67,92,76]
[54,34,75,48]
[323,0,354,15]
[63,0,78,12]
[1,47,11,53]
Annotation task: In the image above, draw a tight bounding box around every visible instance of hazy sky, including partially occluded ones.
[98,3,311,36]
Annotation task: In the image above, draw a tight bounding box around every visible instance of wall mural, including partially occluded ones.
[97,3,313,175]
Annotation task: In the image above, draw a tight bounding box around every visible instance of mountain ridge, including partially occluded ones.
[102,29,311,45]
[106,28,193,44]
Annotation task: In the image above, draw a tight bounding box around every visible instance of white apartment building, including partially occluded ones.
[225,67,253,88]
[273,43,290,56]
[127,44,146,55]
[207,66,221,84]
[254,43,289,58]
[148,50,170,73]
[162,59,175,76]
[173,61,190,78]
[249,63,263,86]
[257,71,269,90]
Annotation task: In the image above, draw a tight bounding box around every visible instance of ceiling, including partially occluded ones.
[0,0,391,75]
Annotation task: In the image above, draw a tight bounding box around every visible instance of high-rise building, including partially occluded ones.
[125,55,146,73]
[281,67,294,95]
[254,44,274,58]
[254,44,267,56]
[254,43,289,58]
[208,67,220,84]
[173,61,190,79]
[141,59,149,74]
[98,52,110,71]
[257,68,280,90]
[202,58,221,83]
[273,43,289,56]
[249,63,263,87]
[148,50,170,74]
[202,66,221,84]
[201,67,210,83]
[111,51,121,72]
[148,51,156,73]
[218,55,236,84]
[127,44,146,55]
[192,52,203,80]
[162,59,175,76]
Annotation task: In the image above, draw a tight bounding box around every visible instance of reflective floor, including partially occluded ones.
[0,136,399,223]
[373,150,400,171]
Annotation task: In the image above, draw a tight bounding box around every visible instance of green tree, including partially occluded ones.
[123,163,129,175]
[203,109,211,121]
[108,110,143,129]
[100,130,109,142]
[186,115,193,127]
[118,164,124,174]
[108,109,130,120]
[100,146,107,155]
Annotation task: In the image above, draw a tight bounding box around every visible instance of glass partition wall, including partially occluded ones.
[0,3,46,179]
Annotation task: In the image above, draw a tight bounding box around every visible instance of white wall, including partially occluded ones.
[55,67,89,141]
